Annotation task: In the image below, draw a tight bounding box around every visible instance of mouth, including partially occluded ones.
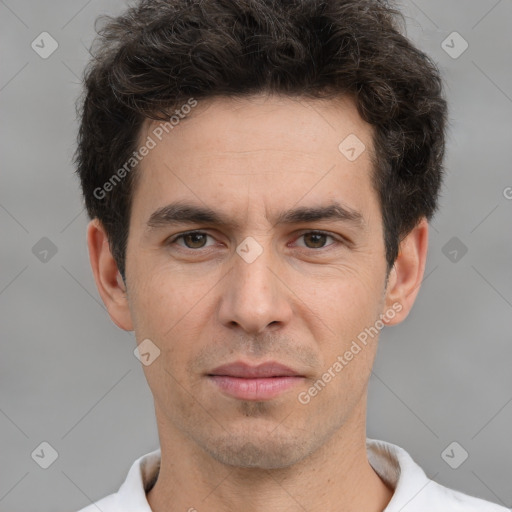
[207,360,304,378]
[206,361,305,401]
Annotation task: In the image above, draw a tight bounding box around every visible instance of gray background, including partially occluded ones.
[1,1,511,511]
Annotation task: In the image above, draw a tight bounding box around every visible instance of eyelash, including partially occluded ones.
[167,230,345,252]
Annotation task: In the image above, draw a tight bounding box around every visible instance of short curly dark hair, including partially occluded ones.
[75,0,448,282]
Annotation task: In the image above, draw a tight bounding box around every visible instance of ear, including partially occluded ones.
[86,218,134,331]
[381,217,429,325]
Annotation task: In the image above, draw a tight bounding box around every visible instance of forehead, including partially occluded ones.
[143,93,372,154]
[130,93,378,230]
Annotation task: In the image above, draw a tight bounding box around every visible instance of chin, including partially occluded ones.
[197,427,316,469]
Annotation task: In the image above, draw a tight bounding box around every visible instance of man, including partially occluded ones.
[74,0,508,510]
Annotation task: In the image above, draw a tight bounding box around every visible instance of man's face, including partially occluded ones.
[124,94,392,468]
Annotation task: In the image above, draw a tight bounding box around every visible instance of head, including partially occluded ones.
[78,0,447,469]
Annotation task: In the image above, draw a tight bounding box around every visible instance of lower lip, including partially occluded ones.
[208,375,304,400]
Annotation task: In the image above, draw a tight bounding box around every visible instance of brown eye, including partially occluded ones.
[171,232,213,249]
[297,231,336,249]
[182,233,208,248]
[303,232,328,248]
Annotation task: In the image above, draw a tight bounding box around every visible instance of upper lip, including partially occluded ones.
[208,361,303,378]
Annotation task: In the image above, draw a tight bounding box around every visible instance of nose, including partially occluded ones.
[217,239,293,335]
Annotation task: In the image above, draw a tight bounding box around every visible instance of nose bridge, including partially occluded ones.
[217,235,291,333]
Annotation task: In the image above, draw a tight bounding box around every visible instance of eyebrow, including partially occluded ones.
[145,200,365,232]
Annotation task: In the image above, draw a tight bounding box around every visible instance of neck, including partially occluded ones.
[147,397,393,512]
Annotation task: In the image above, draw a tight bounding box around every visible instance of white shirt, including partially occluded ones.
[76,438,509,511]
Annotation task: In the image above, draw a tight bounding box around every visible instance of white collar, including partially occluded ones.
[80,438,507,511]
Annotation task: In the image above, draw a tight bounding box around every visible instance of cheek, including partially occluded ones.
[130,268,221,385]
[300,265,383,337]
[298,274,384,397]
[130,261,214,331]
[305,279,382,404]
[130,270,212,392]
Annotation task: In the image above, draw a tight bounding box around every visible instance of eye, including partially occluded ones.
[169,231,216,249]
[167,230,344,252]
[293,231,340,250]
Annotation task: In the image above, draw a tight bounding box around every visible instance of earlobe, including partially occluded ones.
[382,218,429,326]
[86,218,134,331]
